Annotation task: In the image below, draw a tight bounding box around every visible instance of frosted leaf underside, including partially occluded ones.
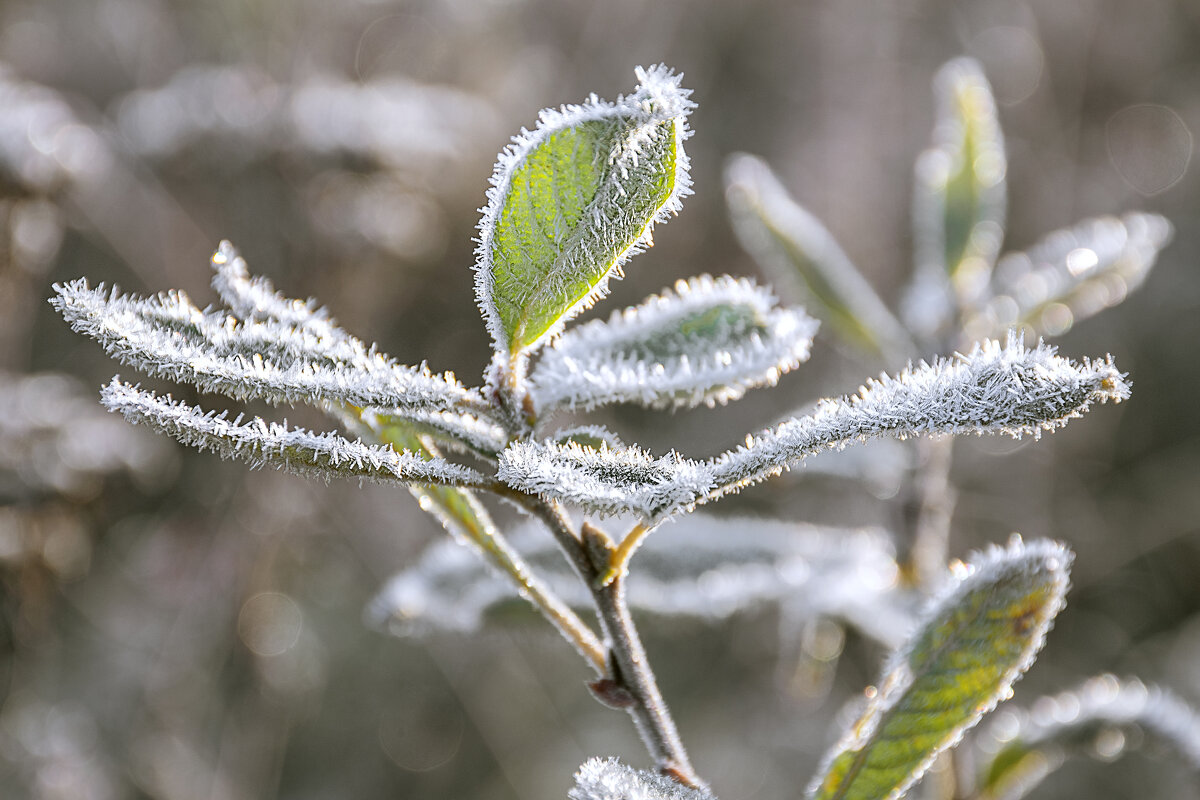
[530,275,817,412]
[807,538,1072,800]
[475,66,694,356]
[368,516,898,635]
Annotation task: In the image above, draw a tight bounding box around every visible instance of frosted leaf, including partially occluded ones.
[707,333,1128,502]
[501,335,1129,519]
[474,65,695,356]
[916,58,1006,283]
[368,515,900,635]
[51,271,487,418]
[101,378,486,488]
[969,213,1172,338]
[976,674,1200,799]
[808,538,1072,800]
[569,758,717,800]
[529,275,818,412]
[724,153,913,361]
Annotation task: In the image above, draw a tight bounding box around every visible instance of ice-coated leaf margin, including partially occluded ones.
[101,378,487,487]
[529,274,818,412]
[807,537,1072,800]
[473,64,695,356]
[500,335,1129,519]
[569,758,717,800]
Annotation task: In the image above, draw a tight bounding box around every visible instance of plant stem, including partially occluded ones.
[903,436,957,590]
[528,500,703,789]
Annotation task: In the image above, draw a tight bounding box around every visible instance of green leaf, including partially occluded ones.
[915,58,1007,288]
[724,153,913,362]
[807,537,1072,800]
[474,65,694,357]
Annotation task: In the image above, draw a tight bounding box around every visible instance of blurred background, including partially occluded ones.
[1,0,1198,798]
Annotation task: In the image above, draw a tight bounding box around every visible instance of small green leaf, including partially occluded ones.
[807,537,1071,800]
[915,58,1007,288]
[475,65,695,357]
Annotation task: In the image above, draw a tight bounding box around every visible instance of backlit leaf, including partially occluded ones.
[474,65,694,356]
[807,538,1072,800]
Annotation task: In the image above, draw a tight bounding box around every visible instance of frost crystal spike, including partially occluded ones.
[474,65,695,357]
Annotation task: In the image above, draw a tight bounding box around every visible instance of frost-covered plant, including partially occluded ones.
[52,63,1197,799]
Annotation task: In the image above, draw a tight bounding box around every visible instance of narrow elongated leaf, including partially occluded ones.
[976,674,1200,800]
[569,758,717,800]
[914,58,1007,287]
[101,378,487,487]
[474,65,694,356]
[51,278,479,414]
[807,538,1072,800]
[369,516,899,634]
[724,153,913,361]
[970,212,1173,338]
[529,275,817,412]
[500,335,1129,519]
